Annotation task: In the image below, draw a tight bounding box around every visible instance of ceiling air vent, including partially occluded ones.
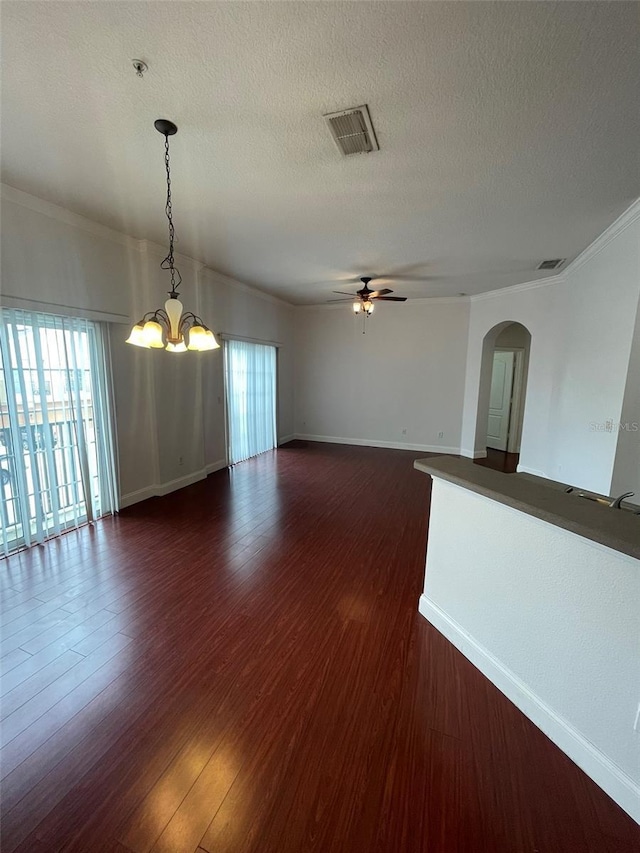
[537,259,566,271]
[324,105,379,156]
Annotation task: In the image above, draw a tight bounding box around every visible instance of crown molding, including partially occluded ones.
[0,183,144,251]
[470,273,565,302]
[470,196,640,303]
[562,196,640,277]
[199,266,294,309]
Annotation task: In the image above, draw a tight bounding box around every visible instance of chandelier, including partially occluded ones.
[126,119,219,353]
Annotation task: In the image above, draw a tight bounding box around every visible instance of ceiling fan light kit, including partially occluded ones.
[353,299,374,316]
[329,277,405,331]
[126,119,219,353]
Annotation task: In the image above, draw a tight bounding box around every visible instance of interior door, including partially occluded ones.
[487,351,514,451]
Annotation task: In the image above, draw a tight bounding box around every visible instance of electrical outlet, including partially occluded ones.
[634,702,640,732]
[401,428,407,436]
[178,456,184,467]
[438,431,444,439]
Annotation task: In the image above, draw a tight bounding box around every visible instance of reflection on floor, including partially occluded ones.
[475,447,520,473]
[1,442,637,852]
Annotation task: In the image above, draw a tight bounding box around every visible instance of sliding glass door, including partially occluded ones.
[0,308,118,556]
[224,339,277,465]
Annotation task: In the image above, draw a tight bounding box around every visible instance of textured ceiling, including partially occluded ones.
[2,1,639,304]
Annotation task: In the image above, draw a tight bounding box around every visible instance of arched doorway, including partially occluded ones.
[475,321,531,473]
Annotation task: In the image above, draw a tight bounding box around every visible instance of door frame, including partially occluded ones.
[494,346,526,453]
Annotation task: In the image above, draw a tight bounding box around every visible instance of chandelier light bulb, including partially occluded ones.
[142,320,165,348]
[187,325,207,350]
[125,323,149,348]
[187,327,220,351]
[202,329,220,350]
[166,339,187,352]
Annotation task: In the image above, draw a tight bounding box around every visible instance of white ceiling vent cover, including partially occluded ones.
[324,105,379,156]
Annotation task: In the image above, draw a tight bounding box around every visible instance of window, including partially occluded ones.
[0,308,118,556]
[224,339,277,465]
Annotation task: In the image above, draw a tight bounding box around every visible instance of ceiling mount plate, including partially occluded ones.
[132,59,148,77]
[154,119,178,136]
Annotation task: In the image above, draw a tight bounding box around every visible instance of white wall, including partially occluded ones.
[294,299,470,453]
[611,293,640,505]
[0,185,295,506]
[461,207,640,494]
[0,187,138,322]
[109,327,158,499]
[420,477,640,821]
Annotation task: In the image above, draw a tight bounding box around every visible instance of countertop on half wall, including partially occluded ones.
[414,456,640,561]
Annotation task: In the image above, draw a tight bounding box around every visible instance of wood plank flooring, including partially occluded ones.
[474,448,520,474]
[1,441,638,852]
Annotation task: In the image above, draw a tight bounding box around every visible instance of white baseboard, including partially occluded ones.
[121,436,451,510]
[119,485,157,509]
[294,433,460,455]
[205,458,227,475]
[517,464,548,478]
[120,460,227,508]
[418,595,640,823]
[460,448,487,459]
[156,469,208,497]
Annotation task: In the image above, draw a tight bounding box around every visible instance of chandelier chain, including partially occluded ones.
[160,132,181,292]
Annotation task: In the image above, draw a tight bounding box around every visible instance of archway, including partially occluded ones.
[475,321,531,473]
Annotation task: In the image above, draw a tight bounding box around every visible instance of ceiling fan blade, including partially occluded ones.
[374,296,407,302]
[326,298,355,303]
[381,274,440,282]
[369,288,392,298]
[332,290,358,297]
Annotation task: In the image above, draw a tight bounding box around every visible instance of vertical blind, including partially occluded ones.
[0,308,119,556]
[224,339,277,465]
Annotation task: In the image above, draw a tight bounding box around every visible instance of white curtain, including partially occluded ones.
[224,339,277,465]
[0,308,119,556]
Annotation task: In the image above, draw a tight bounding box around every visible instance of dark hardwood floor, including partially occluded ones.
[1,441,637,852]
[474,448,520,474]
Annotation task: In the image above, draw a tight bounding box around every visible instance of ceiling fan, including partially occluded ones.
[327,277,407,315]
